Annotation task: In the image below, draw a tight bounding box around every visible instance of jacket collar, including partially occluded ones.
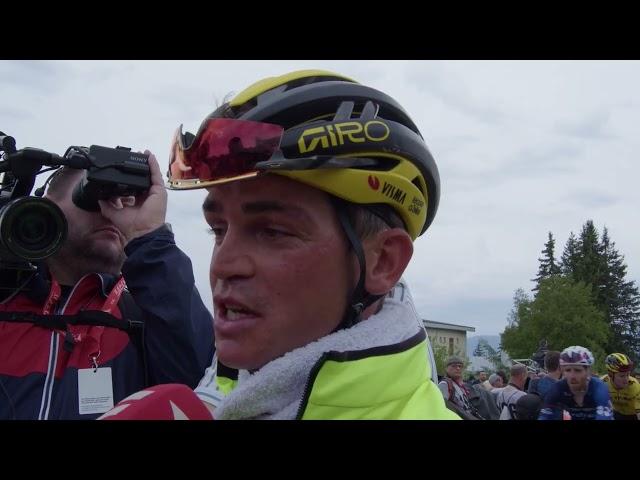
[27,262,120,303]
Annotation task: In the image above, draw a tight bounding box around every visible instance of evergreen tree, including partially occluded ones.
[537,221,640,360]
[561,231,580,277]
[574,220,605,290]
[501,276,609,371]
[533,231,561,291]
[511,221,640,364]
[507,288,530,327]
[600,228,640,357]
[475,339,507,372]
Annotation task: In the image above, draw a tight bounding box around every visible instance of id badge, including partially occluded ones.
[78,367,114,415]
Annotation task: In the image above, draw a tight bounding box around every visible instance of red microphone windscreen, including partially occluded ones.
[98,384,214,420]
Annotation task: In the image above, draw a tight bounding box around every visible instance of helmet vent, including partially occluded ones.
[411,177,424,194]
[333,101,355,121]
[360,101,379,121]
[284,75,350,91]
[256,85,288,106]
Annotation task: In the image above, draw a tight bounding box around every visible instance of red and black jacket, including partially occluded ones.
[0,225,214,419]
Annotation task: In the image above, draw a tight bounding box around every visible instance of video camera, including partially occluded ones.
[531,339,549,372]
[0,132,150,301]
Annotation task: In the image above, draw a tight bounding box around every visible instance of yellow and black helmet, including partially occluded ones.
[605,353,633,374]
[224,69,440,240]
[168,69,442,330]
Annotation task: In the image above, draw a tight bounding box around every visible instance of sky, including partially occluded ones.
[1,60,638,336]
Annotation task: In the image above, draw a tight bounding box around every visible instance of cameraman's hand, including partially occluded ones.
[98,150,168,244]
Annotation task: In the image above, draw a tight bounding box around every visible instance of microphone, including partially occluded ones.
[98,384,214,420]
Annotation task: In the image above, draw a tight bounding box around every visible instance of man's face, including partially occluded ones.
[204,175,354,371]
[446,363,464,381]
[46,170,126,274]
[613,371,630,389]
[563,365,589,392]
[478,372,487,382]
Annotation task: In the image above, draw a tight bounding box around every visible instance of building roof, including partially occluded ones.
[423,319,476,333]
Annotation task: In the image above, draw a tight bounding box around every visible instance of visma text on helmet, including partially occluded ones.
[298,121,390,154]
[382,182,406,205]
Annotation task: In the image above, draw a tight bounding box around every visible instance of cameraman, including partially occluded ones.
[0,152,214,419]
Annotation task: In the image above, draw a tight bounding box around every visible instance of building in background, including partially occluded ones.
[424,320,475,358]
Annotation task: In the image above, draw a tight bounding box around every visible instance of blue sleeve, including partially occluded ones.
[537,383,562,420]
[123,225,215,388]
[592,380,614,421]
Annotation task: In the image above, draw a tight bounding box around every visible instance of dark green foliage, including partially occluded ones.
[502,276,609,371]
[506,220,640,364]
[533,232,561,291]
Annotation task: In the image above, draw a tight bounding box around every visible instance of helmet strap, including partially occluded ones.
[330,198,382,332]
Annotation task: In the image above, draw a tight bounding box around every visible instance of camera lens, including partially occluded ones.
[0,197,67,261]
[16,211,48,247]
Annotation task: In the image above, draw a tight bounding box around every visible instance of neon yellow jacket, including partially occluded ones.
[298,329,460,420]
[204,281,461,420]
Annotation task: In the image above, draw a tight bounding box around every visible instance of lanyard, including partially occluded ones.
[101,276,127,315]
[44,276,128,368]
[41,280,62,315]
[42,276,126,315]
[89,276,127,368]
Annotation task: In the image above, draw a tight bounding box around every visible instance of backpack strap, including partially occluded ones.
[117,290,149,387]
[0,309,143,332]
[500,387,525,419]
[444,377,455,402]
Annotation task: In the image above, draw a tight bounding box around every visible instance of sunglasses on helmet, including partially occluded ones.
[166,117,406,190]
[167,118,285,189]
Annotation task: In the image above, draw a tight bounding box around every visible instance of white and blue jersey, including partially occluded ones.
[538,376,613,420]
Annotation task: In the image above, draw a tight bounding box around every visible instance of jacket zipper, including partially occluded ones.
[37,280,84,420]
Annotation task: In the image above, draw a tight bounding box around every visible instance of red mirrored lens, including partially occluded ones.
[168,118,284,188]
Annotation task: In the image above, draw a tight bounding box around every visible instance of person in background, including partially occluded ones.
[0,154,214,419]
[538,346,612,420]
[470,369,487,386]
[439,356,481,419]
[601,353,640,420]
[528,350,561,401]
[495,363,528,420]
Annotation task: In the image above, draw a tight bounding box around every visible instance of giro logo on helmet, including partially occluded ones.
[298,121,390,154]
[368,175,380,190]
